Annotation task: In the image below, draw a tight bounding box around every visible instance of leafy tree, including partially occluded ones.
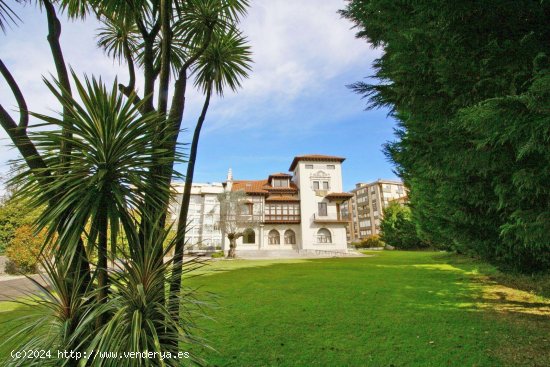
[5,225,48,274]
[341,0,550,272]
[0,197,39,254]
[380,202,427,250]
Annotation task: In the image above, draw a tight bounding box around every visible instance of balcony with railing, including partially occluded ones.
[264,214,301,224]
[313,213,351,224]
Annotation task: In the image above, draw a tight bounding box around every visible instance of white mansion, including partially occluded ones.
[169,155,353,254]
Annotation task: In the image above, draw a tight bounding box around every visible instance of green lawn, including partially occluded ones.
[186,251,550,366]
[1,251,549,366]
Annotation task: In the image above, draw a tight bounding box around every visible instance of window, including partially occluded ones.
[305,164,313,169]
[268,229,280,244]
[327,164,335,169]
[273,178,288,187]
[318,202,327,216]
[317,228,332,243]
[322,181,329,190]
[372,201,377,211]
[243,228,255,244]
[313,181,320,190]
[284,229,296,244]
[245,203,253,215]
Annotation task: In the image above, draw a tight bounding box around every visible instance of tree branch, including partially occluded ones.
[43,0,73,166]
[167,25,215,127]
[0,59,28,128]
[0,105,48,173]
[117,39,148,114]
[157,0,172,115]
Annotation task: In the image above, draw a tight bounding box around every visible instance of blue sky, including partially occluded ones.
[0,0,399,192]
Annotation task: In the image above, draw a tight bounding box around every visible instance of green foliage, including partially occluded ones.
[353,235,384,249]
[1,0,253,364]
[211,251,224,258]
[380,203,428,250]
[4,225,48,274]
[0,198,38,254]
[16,72,175,259]
[342,0,550,272]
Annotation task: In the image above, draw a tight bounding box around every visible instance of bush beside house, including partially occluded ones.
[380,202,429,250]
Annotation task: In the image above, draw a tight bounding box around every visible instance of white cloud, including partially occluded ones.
[0,0,380,187]
[199,0,381,132]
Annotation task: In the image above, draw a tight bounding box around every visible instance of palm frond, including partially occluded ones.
[0,0,21,32]
[193,28,252,96]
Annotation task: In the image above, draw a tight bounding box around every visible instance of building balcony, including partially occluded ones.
[264,214,301,224]
[313,214,351,224]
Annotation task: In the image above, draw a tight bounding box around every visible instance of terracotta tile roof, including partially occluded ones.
[231,180,269,194]
[289,154,345,171]
[265,195,300,202]
[231,179,299,195]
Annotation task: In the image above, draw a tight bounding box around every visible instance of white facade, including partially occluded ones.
[223,155,352,254]
[169,182,224,248]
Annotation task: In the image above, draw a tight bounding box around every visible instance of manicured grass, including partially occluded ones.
[0,252,548,366]
[186,251,550,366]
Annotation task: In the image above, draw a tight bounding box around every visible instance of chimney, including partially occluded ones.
[227,168,233,181]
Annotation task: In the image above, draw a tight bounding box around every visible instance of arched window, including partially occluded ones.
[317,228,332,243]
[284,229,296,245]
[243,228,255,244]
[268,229,280,245]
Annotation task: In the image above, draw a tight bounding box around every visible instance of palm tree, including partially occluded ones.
[0,0,253,362]
[18,72,173,324]
[169,28,252,307]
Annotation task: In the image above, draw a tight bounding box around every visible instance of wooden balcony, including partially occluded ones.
[264,214,301,224]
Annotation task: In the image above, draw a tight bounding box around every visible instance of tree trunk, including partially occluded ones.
[96,206,108,327]
[228,237,237,259]
[169,88,212,309]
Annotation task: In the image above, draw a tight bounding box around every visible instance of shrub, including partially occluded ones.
[380,203,428,250]
[211,251,224,258]
[0,198,39,255]
[353,235,384,249]
[5,225,48,274]
[362,235,384,248]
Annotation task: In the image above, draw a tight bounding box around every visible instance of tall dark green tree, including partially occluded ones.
[341,0,550,272]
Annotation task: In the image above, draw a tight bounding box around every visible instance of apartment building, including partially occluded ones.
[343,179,407,241]
[169,182,224,248]
[222,155,353,254]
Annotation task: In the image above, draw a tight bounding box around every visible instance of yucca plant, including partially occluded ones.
[1,73,192,365]
[2,255,99,367]
[84,220,210,367]
[1,1,252,364]
[14,72,176,321]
